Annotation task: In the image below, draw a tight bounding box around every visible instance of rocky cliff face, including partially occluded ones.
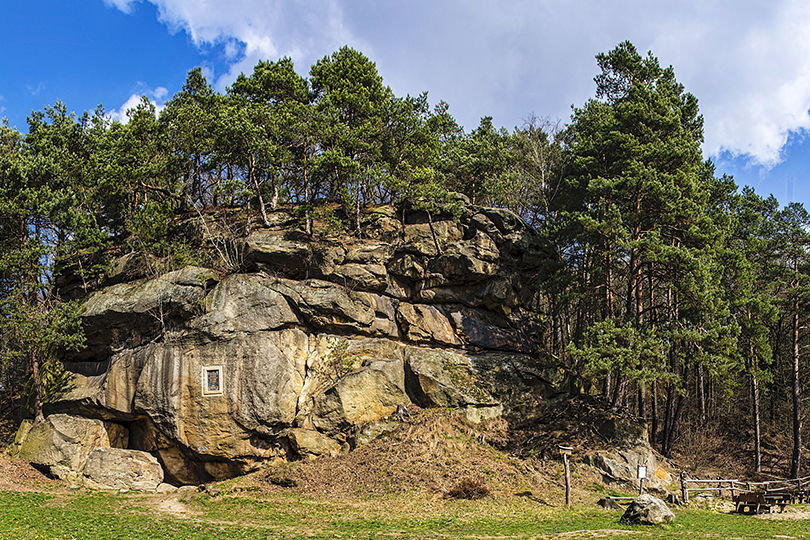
[23,204,569,485]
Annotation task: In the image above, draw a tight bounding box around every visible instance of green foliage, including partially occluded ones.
[570,318,676,386]
[325,339,357,381]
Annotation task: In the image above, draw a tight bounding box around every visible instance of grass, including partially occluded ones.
[1,488,809,539]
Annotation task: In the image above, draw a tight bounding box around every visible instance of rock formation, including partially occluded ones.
[14,203,666,491]
[17,204,564,486]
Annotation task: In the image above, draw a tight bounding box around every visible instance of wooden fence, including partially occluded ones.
[679,471,810,505]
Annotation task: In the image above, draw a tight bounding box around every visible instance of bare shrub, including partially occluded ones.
[445,477,490,500]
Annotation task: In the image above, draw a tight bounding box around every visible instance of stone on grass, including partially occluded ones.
[597,497,624,510]
[82,448,164,491]
[620,494,675,525]
[17,414,123,480]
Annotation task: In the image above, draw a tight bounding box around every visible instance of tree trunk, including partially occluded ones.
[303,155,312,236]
[791,304,802,478]
[651,380,659,445]
[31,347,44,423]
[249,156,269,227]
[697,364,707,423]
[750,366,762,473]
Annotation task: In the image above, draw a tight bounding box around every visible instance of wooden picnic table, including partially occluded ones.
[733,491,791,514]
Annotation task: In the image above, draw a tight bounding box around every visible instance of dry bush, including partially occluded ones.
[445,477,490,500]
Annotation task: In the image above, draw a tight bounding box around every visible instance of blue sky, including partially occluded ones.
[3,0,810,206]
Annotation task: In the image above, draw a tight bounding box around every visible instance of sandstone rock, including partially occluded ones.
[388,253,425,282]
[267,278,396,337]
[156,482,177,493]
[327,263,388,292]
[56,346,152,420]
[588,446,671,495]
[447,306,527,352]
[18,414,125,479]
[245,231,314,276]
[620,494,675,525]
[402,220,464,257]
[404,348,501,421]
[312,367,409,433]
[428,231,500,284]
[134,329,308,459]
[83,266,218,319]
[397,303,460,345]
[9,419,33,456]
[81,266,218,354]
[192,273,299,337]
[82,448,164,490]
[34,202,586,484]
[105,252,149,285]
[285,428,342,459]
[344,242,392,266]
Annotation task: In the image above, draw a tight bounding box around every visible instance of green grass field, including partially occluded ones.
[1,488,809,539]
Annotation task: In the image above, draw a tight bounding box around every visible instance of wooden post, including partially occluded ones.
[718,476,723,498]
[680,471,689,505]
[559,445,573,507]
[563,453,571,507]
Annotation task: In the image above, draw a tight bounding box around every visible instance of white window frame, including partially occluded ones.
[201,365,224,396]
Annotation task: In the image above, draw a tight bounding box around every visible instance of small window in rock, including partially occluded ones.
[202,366,223,396]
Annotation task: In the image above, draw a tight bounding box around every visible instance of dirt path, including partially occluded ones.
[755,509,810,520]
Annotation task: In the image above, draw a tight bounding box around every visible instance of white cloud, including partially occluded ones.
[102,0,138,14]
[104,0,810,167]
[107,0,361,92]
[26,82,45,96]
[108,87,166,123]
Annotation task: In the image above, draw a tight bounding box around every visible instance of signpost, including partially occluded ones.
[559,445,573,507]
[637,464,647,495]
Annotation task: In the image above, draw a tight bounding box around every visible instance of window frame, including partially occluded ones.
[201,365,224,396]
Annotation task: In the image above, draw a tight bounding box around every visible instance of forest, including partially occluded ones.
[1,40,808,478]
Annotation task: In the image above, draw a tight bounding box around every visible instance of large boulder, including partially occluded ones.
[285,428,342,459]
[312,367,409,433]
[620,494,675,525]
[397,303,460,345]
[404,348,503,422]
[82,447,164,490]
[17,414,126,481]
[266,278,399,338]
[588,446,672,495]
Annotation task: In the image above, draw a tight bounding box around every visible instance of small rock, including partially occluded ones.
[156,483,177,493]
[597,497,624,510]
[202,484,221,496]
[620,494,675,525]
[176,485,200,494]
[118,489,129,494]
